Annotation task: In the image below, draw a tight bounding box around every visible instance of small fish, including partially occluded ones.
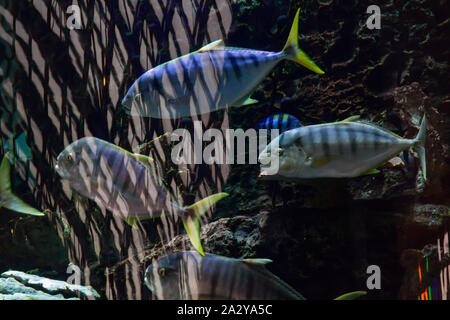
[256,113,303,133]
[144,251,367,300]
[121,8,324,119]
[259,115,427,180]
[0,153,44,216]
[55,137,227,255]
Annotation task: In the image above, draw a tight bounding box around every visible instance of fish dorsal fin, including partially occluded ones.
[243,258,273,266]
[339,115,361,122]
[197,39,225,53]
[311,156,336,168]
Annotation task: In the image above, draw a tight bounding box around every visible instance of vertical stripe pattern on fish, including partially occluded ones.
[259,115,427,179]
[55,137,228,255]
[121,8,324,119]
[144,251,305,300]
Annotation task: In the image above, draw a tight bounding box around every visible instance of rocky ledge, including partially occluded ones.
[0,271,100,300]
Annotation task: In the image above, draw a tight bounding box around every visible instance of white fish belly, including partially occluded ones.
[291,144,410,178]
[278,123,414,178]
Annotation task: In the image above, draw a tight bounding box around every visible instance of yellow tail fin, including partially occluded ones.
[183,192,229,256]
[282,8,324,74]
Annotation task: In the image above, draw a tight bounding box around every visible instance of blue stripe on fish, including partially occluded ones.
[256,113,302,134]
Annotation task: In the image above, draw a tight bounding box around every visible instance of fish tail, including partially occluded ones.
[412,114,427,181]
[183,192,229,256]
[0,153,44,216]
[282,8,324,74]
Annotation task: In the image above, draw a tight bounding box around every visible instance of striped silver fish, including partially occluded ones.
[144,250,305,300]
[258,115,427,180]
[55,137,228,255]
[121,8,324,119]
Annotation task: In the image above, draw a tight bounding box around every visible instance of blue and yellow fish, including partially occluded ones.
[122,9,324,119]
[256,113,303,133]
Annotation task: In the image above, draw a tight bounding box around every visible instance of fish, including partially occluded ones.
[121,8,324,119]
[258,115,427,180]
[144,250,367,300]
[55,137,228,255]
[0,153,44,216]
[256,113,303,133]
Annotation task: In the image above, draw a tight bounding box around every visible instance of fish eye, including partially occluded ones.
[158,267,166,278]
[66,154,73,162]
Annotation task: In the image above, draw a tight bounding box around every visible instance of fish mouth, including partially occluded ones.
[55,163,70,180]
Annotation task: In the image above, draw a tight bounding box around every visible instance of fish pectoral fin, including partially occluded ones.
[197,39,225,53]
[334,291,367,300]
[358,168,380,176]
[234,97,259,107]
[122,217,140,228]
[311,156,334,168]
[243,258,273,265]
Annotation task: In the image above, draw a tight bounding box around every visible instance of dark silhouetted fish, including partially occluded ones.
[145,251,367,300]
